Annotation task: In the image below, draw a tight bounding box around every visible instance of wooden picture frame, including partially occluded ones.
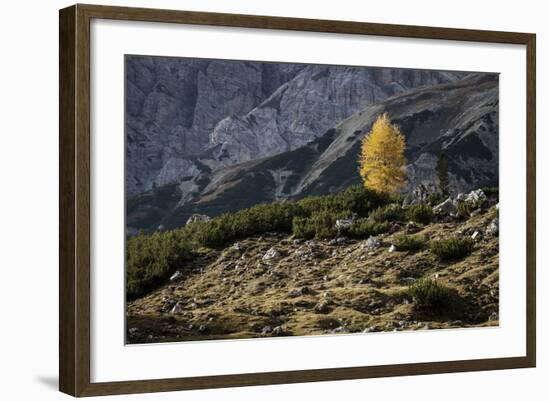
[59,3,536,397]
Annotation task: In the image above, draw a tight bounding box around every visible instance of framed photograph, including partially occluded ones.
[59,4,536,397]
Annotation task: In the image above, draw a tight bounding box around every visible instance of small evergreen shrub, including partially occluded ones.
[125,185,393,298]
[430,237,475,260]
[292,210,350,240]
[408,279,455,311]
[126,230,192,299]
[292,216,316,239]
[369,203,405,222]
[426,192,446,207]
[297,185,386,218]
[341,219,390,239]
[393,234,425,252]
[455,201,472,219]
[406,204,434,224]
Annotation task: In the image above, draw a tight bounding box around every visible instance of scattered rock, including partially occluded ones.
[186,213,211,225]
[261,325,273,334]
[433,198,457,215]
[329,237,347,245]
[465,189,487,205]
[335,219,353,231]
[170,271,183,281]
[170,302,183,314]
[314,300,331,313]
[263,247,281,261]
[470,209,482,217]
[363,236,381,250]
[331,326,348,334]
[232,242,244,251]
[455,193,466,204]
[288,288,303,297]
[402,184,431,207]
[405,221,421,234]
[271,326,284,336]
[401,277,416,285]
[485,217,499,236]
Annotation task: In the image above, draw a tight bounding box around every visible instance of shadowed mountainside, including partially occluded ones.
[128,73,498,233]
[126,56,466,197]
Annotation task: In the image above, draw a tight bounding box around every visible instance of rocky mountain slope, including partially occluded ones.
[127,200,499,343]
[128,73,498,232]
[126,56,465,197]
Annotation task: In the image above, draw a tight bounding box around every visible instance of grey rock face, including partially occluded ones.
[127,71,498,233]
[126,56,464,197]
[125,56,304,196]
[208,66,461,168]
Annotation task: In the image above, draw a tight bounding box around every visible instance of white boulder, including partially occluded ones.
[170,271,183,281]
[186,214,211,225]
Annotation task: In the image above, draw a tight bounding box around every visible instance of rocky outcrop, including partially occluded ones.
[125,56,304,196]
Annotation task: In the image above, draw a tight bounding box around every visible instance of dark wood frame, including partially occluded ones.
[59,3,536,397]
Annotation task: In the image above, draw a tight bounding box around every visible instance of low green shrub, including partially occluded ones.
[297,185,386,218]
[292,210,351,240]
[369,203,405,222]
[393,234,425,252]
[430,237,475,260]
[426,192,446,206]
[406,204,434,224]
[408,279,455,311]
[126,230,192,299]
[292,216,316,239]
[455,201,472,219]
[341,219,390,239]
[126,185,393,297]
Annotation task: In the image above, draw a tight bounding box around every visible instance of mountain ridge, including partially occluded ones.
[127,73,498,233]
[126,56,466,197]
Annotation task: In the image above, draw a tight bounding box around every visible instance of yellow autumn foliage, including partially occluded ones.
[359,113,407,194]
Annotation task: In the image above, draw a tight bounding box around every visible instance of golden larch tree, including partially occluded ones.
[359,113,407,194]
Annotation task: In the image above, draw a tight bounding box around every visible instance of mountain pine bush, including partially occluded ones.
[406,204,434,224]
[392,234,425,251]
[369,203,405,222]
[408,279,455,312]
[430,237,475,260]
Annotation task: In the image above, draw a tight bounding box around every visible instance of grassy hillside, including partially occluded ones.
[127,193,499,343]
[126,185,499,344]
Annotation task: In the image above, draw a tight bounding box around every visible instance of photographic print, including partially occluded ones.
[125,56,499,344]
